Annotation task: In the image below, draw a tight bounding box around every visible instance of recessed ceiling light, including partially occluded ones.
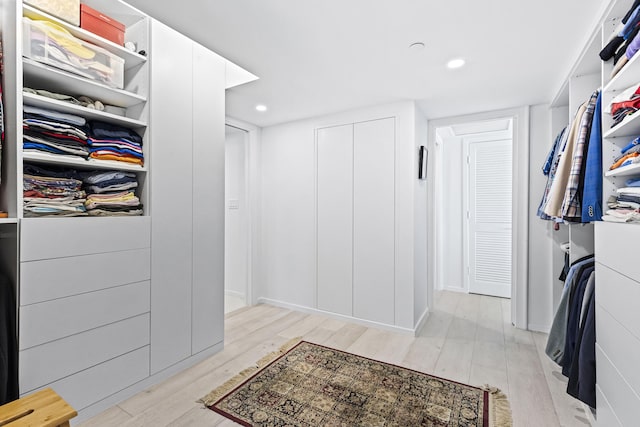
[409,42,425,51]
[447,58,465,69]
[255,104,267,112]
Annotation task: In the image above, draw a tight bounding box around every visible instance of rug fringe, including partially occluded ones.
[198,337,303,407]
[482,385,513,427]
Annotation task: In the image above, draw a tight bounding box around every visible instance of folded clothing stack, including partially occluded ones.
[603,179,640,223]
[88,121,144,166]
[23,163,87,217]
[82,170,142,216]
[23,105,89,158]
[608,136,640,171]
[606,84,640,128]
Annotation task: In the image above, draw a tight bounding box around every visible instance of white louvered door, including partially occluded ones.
[467,139,512,298]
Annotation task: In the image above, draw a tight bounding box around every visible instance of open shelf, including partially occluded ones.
[605,162,640,177]
[603,111,640,139]
[23,4,147,70]
[0,218,19,224]
[23,59,146,108]
[603,45,640,94]
[23,92,146,128]
[23,152,146,172]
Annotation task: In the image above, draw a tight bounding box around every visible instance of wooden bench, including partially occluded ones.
[0,388,76,427]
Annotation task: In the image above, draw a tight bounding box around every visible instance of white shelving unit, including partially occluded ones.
[604,162,640,177]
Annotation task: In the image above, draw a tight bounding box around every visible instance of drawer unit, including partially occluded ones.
[595,222,640,280]
[596,263,640,341]
[20,216,150,261]
[47,346,149,411]
[20,248,150,305]
[595,344,640,426]
[20,280,150,350]
[20,313,149,392]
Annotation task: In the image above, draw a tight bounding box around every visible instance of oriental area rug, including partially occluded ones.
[200,339,512,426]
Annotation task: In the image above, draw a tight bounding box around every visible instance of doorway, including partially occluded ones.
[429,108,529,328]
[224,124,249,313]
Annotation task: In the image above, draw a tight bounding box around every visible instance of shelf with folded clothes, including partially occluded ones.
[23,59,147,108]
[23,92,146,128]
[22,4,148,70]
[602,105,640,139]
[23,162,145,218]
[22,152,146,172]
[22,104,146,173]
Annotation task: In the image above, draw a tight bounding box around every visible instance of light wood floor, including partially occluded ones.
[79,291,592,426]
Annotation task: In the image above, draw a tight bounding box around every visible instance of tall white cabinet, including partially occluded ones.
[0,1,240,420]
[149,20,225,374]
[316,117,396,325]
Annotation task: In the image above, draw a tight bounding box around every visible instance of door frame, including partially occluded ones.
[225,117,260,307]
[427,107,529,329]
[463,134,513,297]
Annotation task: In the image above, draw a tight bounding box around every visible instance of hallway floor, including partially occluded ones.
[80,291,591,426]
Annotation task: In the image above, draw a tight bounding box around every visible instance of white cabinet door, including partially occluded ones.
[149,20,193,373]
[353,118,395,324]
[317,124,353,316]
[191,43,225,354]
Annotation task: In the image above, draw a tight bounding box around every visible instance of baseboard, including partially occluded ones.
[225,290,246,300]
[73,341,224,423]
[413,307,430,336]
[528,322,551,333]
[442,286,468,293]
[257,297,418,336]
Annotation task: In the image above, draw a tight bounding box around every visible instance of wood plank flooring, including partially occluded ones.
[79,291,592,426]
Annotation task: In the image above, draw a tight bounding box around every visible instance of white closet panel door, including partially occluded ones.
[353,118,395,325]
[317,124,353,316]
[149,20,193,373]
[191,43,225,354]
[468,139,512,298]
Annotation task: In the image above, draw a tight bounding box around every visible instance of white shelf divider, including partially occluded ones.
[0,218,19,224]
[22,4,147,70]
[605,162,640,177]
[23,152,146,172]
[23,59,147,108]
[603,111,640,139]
[23,92,147,128]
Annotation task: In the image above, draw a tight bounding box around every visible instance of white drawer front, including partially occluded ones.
[596,385,623,427]
[20,216,150,261]
[595,222,640,280]
[596,304,640,397]
[19,313,149,392]
[20,248,150,305]
[596,344,640,427]
[20,281,150,350]
[45,346,150,411]
[596,263,640,341]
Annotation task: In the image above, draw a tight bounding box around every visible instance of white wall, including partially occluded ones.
[440,136,465,292]
[527,104,556,332]
[224,128,248,298]
[413,111,429,325]
[258,100,426,330]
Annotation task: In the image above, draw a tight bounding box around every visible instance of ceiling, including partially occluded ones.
[126,0,606,128]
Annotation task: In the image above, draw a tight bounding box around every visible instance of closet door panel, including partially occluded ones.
[20,217,150,261]
[191,43,225,354]
[353,118,395,324]
[317,124,353,316]
[19,281,150,350]
[20,248,150,305]
[19,314,149,393]
[149,20,194,373]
